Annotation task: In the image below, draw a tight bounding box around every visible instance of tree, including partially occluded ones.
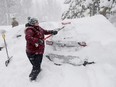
[61,0,116,20]
[61,0,86,20]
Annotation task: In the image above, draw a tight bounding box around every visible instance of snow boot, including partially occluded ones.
[29,69,34,77]
[30,69,41,81]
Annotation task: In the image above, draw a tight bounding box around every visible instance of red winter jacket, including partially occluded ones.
[25,25,52,54]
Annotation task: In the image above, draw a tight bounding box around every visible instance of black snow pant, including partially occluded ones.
[26,52,43,71]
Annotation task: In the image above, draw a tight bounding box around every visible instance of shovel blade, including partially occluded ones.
[5,56,13,67]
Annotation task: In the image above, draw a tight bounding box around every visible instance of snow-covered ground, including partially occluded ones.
[0,15,116,87]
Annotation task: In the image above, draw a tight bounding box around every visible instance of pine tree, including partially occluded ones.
[61,0,86,20]
[61,0,116,20]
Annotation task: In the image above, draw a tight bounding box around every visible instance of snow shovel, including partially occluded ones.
[44,26,65,40]
[2,34,13,67]
[45,26,65,45]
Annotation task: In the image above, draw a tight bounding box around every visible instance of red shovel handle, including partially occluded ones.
[44,34,52,40]
[44,26,65,40]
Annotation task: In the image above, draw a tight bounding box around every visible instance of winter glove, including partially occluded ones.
[38,39,44,45]
[51,30,58,35]
[35,39,43,47]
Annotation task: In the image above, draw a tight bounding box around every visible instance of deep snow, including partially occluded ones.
[0,15,116,87]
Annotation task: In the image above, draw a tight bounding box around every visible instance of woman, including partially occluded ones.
[25,18,58,81]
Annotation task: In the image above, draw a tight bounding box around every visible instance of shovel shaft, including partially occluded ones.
[44,34,52,40]
[44,26,65,41]
[2,34,12,67]
[2,34,10,59]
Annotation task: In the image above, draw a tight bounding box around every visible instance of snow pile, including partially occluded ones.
[52,15,116,44]
[0,15,116,87]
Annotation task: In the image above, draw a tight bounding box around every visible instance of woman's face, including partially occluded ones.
[34,22,39,26]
